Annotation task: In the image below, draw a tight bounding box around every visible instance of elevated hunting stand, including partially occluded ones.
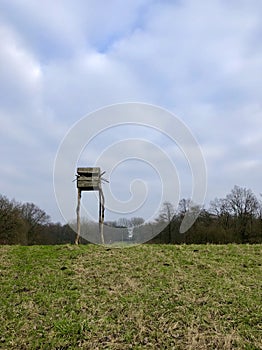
[75,167,105,244]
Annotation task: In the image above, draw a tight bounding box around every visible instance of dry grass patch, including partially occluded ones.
[0,244,261,349]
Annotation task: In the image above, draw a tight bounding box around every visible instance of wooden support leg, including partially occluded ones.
[100,188,105,223]
[101,188,105,244]
[99,188,105,244]
[75,189,81,245]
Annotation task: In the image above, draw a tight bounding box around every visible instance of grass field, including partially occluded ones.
[0,244,261,349]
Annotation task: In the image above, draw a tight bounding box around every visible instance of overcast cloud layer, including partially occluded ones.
[0,0,261,223]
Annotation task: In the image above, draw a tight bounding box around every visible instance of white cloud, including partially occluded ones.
[0,0,261,222]
[0,24,42,109]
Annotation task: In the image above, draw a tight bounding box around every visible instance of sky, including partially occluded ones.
[0,0,262,224]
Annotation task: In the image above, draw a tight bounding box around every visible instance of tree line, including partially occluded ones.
[0,195,75,245]
[0,185,261,245]
[146,185,262,244]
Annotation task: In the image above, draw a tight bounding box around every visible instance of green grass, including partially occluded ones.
[0,244,261,349]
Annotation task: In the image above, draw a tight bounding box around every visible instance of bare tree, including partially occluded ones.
[157,201,175,223]
[209,197,231,229]
[0,195,28,244]
[258,194,262,234]
[20,202,50,244]
[130,217,145,227]
[178,198,192,215]
[225,186,259,242]
[117,217,131,228]
[156,201,176,243]
[20,202,50,227]
[226,185,259,217]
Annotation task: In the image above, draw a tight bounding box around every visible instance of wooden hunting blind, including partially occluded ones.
[75,167,105,244]
[77,167,101,191]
